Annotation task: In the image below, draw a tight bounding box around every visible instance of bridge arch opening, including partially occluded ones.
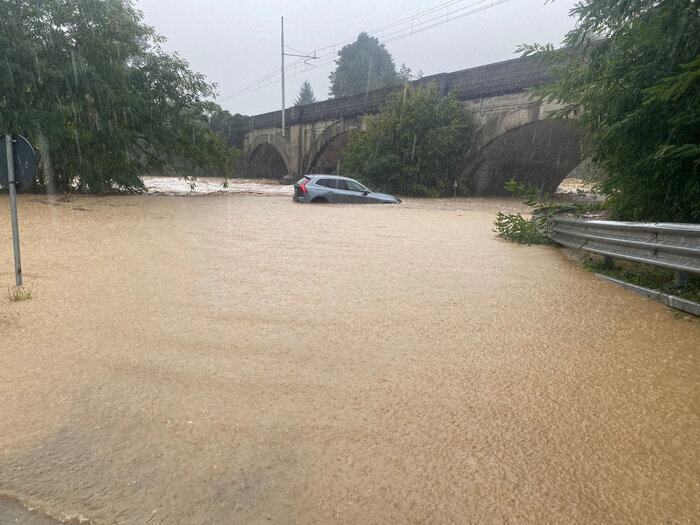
[466,119,582,196]
[248,143,289,179]
[308,131,352,175]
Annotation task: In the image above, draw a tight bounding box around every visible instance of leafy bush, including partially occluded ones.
[493,212,550,245]
[494,178,600,244]
[340,85,477,196]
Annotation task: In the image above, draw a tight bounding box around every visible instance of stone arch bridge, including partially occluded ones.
[244,55,581,195]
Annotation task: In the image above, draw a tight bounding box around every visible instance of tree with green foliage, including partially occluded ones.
[0,0,229,193]
[294,80,316,106]
[207,109,249,178]
[341,85,477,196]
[329,32,399,98]
[520,0,700,222]
[208,109,249,149]
[397,63,421,83]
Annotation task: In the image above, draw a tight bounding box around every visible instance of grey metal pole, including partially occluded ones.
[281,16,286,137]
[5,135,22,286]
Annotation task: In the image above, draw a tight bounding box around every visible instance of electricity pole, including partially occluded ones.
[280,17,318,138]
[281,16,286,136]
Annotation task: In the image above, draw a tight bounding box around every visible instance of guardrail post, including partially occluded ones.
[674,270,689,287]
[603,255,614,269]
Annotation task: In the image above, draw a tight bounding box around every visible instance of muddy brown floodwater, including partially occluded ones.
[0,192,698,524]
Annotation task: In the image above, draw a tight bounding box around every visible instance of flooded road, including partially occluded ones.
[0,192,697,524]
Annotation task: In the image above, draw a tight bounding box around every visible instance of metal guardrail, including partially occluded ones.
[551,216,700,277]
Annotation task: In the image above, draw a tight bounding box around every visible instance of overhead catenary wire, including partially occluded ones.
[220,0,508,100]
[220,0,501,100]
[382,0,511,44]
[218,0,513,102]
[283,43,309,55]
[311,0,495,54]
[226,0,480,98]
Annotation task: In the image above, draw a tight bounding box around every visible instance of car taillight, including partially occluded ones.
[299,178,310,193]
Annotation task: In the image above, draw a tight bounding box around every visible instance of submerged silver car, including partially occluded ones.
[293,175,400,204]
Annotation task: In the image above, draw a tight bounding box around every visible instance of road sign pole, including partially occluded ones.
[5,135,22,286]
[281,16,286,137]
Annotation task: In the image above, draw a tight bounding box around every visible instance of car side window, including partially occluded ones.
[316,179,336,189]
[336,180,349,191]
[346,180,366,192]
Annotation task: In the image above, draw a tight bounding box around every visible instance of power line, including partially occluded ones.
[218,0,513,102]
[284,43,308,55]
[219,0,477,99]
[382,0,511,44]
[220,0,504,100]
[313,0,487,54]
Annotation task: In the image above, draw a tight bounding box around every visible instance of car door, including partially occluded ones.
[334,179,357,203]
[345,179,371,203]
[315,178,337,202]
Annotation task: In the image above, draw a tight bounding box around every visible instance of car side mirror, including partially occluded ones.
[363,191,369,196]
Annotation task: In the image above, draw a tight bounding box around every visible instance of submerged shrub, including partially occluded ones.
[493,212,550,245]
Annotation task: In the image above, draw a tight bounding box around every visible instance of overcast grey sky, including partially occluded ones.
[135,0,578,116]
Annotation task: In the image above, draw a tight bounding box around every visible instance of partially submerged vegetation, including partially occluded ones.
[493,212,550,245]
[493,178,603,245]
[8,287,32,302]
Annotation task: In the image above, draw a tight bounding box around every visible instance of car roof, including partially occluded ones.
[306,174,353,181]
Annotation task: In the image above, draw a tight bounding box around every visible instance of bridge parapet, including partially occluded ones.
[249,54,554,131]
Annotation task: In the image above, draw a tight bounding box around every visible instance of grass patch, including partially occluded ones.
[8,286,32,302]
[582,256,700,303]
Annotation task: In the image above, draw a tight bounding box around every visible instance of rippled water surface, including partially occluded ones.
[143,176,293,196]
[0,192,697,524]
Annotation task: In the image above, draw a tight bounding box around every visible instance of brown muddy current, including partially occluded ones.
[0,192,698,524]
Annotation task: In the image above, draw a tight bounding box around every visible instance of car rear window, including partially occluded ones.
[316,178,337,189]
[296,176,310,185]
